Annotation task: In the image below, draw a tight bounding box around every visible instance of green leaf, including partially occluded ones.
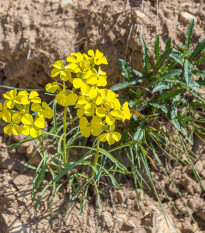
[184,59,192,84]
[153,48,172,74]
[196,80,205,86]
[189,39,205,62]
[132,69,144,78]
[190,101,205,108]
[186,19,195,49]
[110,80,138,91]
[161,69,182,79]
[149,102,168,113]
[152,82,169,93]
[152,88,184,102]
[99,148,128,173]
[193,70,205,78]
[165,37,171,51]
[171,119,181,130]
[154,35,160,62]
[194,54,205,65]
[170,54,183,65]
[141,36,150,73]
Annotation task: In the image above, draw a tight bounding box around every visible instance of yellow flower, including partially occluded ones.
[55,88,78,107]
[79,116,102,137]
[75,96,95,118]
[98,126,121,145]
[31,102,54,119]
[121,102,132,122]
[51,60,72,82]
[3,89,20,109]
[95,89,118,107]
[2,110,22,135]
[21,114,45,138]
[73,78,91,95]
[96,104,121,125]
[18,91,41,105]
[88,49,108,65]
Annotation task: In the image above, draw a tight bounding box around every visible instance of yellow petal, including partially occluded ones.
[2,110,12,123]
[73,78,83,89]
[30,127,42,138]
[21,114,33,125]
[77,109,84,118]
[45,81,60,93]
[12,124,22,135]
[112,132,121,142]
[12,112,21,124]
[107,133,115,145]
[31,103,41,112]
[67,94,78,106]
[53,60,64,69]
[34,117,45,129]
[96,107,106,117]
[106,115,115,125]
[80,116,89,129]
[4,124,12,135]
[88,50,94,57]
[97,77,107,87]
[81,83,90,95]
[22,125,30,136]
[29,91,39,99]
[98,133,107,142]
[51,68,61,77]
[80,126,90,138]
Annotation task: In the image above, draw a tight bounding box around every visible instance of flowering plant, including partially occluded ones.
[0,50,132,212]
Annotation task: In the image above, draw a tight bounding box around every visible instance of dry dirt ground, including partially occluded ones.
[0,0,205,232]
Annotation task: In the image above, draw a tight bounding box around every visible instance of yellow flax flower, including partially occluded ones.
[95,89,118,107]
[88,49,108,65]
[18,91,41,105]
[98,125,121,145]
[55,88,78,107]
[21,114,45,138]
[79,116,102,137]
[3,89,20,109]
[2,110,22,135]
[96,104,121,125]
[75,96,95,118]
[51,60,72,82]
[31,102,54,119]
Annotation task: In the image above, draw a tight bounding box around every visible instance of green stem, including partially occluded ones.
[92,137,100,177]
[63,106,68,164]
[38,137,55,217]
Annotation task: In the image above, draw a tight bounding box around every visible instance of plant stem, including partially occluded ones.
[92,137,100,177]
[63,106,68,164]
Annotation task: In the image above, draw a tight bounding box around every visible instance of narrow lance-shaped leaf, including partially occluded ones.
[185,19,195,49]
[154,35,160,62]
[141,36,150,73]
[110,80,139,91]
[152,48,172,74]
[184,59,192,84]
[165,37,171,51]
[189,39,205,62]
[152,88,185,102]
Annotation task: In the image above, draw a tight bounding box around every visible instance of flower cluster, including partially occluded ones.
[0,89,53,137]
[46,50,132,145]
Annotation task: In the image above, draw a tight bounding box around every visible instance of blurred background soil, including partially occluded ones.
[0,0,205,232]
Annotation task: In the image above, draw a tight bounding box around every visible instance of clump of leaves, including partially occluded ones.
[112,19,205,225]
